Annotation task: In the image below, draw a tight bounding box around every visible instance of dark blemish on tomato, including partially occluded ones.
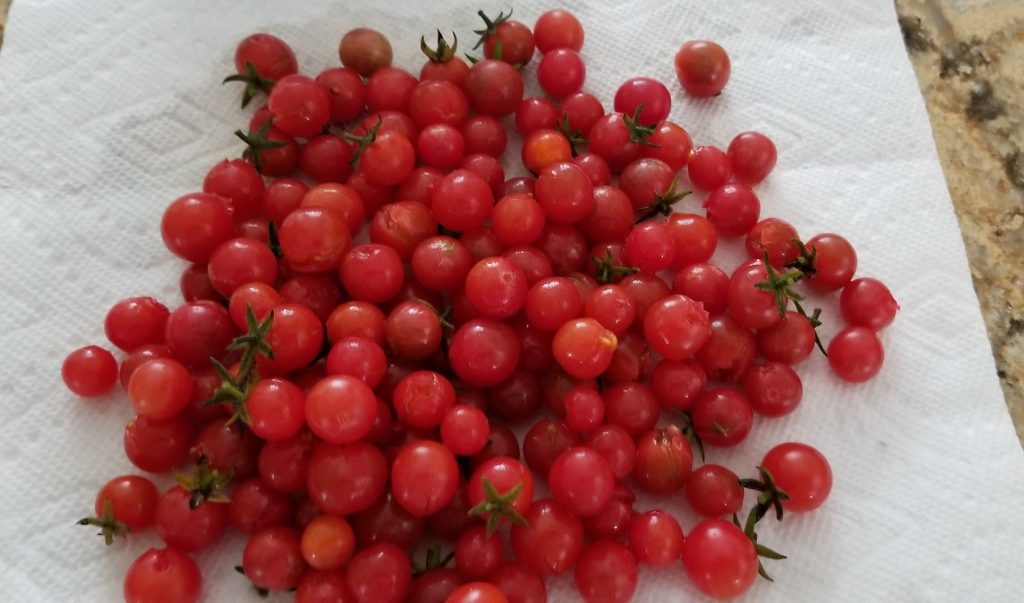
[965,80,1005,122]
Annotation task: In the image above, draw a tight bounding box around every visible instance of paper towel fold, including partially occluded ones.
[1,0,1022,601]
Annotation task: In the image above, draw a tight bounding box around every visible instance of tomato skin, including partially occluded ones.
[537,49,586,99]
[682,519,757,599]
[534,9,584,52]
[585,424,636,479]
[449,319,521,387]
[104,297,170,351]
[685,464,744,517]
[247,377,306,441]
[316,66,367,123]
[154,486,228,552]
[340,244,404,303]
[123,414,193,473]
[614,77,671,124]
[704,183,760,237]
[128,358,194,420]
[756,311,815,365]
[828,326,884,382]
[510,499,584,576]
[123,547,201,603]
[462,115,508,157]
[228,478,294,534]
[490,561,547,603]
[455,526,503,579]
[339,28,393,77]
[552,318,618,380]
[94,475,159,532]
[468,456,535,521]
[268,74,331,138]
[643,294,711,360]
[536,162,594,224]
[674,40,731,97]
[761,442,833,512]
[408,568,463,603]
[840,277,899,330]
[431,169,495,233]
[674,262,729,315]
[352,492,425,549]
[447,582,510,603]
[391,440,459,517]
[465,59,524,118]
[161,193,234,263]
[742,362,803,418]
[727,260,785,330]
[650,358,706,412]
[728,131,777,185]
[806,233,857,292]
[548,447,616,517]
[666,212,717,268]
[409,80,470,128]
[277,205,353,275]
[603,381,660,438]
[574,542,639,603]
[632,425,693,494]
[627,510,684,567]
[307,442,388,516]
[346,543,412,603]
[62,345,118,397]
[691,388,754,448]
[687,145,732,191]
[296,570,357,603]
[305,376,377,444]
[243,526,306,591]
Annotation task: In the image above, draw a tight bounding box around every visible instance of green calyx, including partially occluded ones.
[472,8,513,50]
[557,115,587,157]
[202,304,275,427]
[76,498,130,546]
[175,456,234,509]
[466,477,529,537]
[223,61,275,109]
[592,249,638,285]
[623,104,659,147]
[235,121,284,174]
[411,545,455,576]
[735,466,791,581]
[636,174,691,222]
[421,30,459,63]
[755,250,828,356]
[342,115,383,170]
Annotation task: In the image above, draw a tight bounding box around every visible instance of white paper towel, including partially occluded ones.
[1,0,1023,601]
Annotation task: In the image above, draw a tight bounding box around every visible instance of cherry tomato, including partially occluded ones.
[327,301,387,345]
[307,442,388,516]
[728,131,777,184]
[624,222,676,272]
[346,543,411,603]
[431,169,494,233]
[490,562,547,603]
[123,414,193,473]
[587,113,641,173]
[259,303,323,374]
[628,510,684,567]
[449,319,520,387]
[123,547,201,603]
[510,499,584,576]
[305,375,377,444]
[805,233,857,292]
[727,260,785,330]
[840,277,899,330]
[465,59,523,117]
[316,66,367,123]
[228,478,294,534]
[633,425,693,494]
[455,526,503,579]
[743,362,803,417]
[552,318,618,379]
[685,464,744,517]
[301,515,356,571]
[160,193,234,263]
[62,345,118,397]
[339,28,392,77]
[296,570,356,603]
[761,442,833,511]
[828,326,884,382]
[127,358,194,420]
[691,388,754,447]
[549,447,615,517]
[483,16,535,66]
[585,424,636,479]
[409,80,470,127]
[603,381,660,437]
[687,145,732,190]
[643,294,711,360]
[154,486,228,552]
[534,9,584,52]
[674,262,729,314]
[93,475,159,533]
[704,183,760,237]
[462,115,508,157]
[234,33,297,80]
[573,540,638,603]
[675,40,731,97]
[650,358,707,411]
[614,77,671,124]
[682,519,757,599]
[339,243,404,303]
[207,237,278,297]
[391,440,459,517]
[537,49,585,99]
[643,120,693,171]
[268,74,331,138]
[666,212,717,268]
[757,311,815,365]
[243,526,305,591]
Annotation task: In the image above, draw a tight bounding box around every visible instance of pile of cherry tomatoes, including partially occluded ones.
[62,7,899,603]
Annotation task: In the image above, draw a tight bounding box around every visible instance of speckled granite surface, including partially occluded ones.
[0,0,1019,443]
[895,0,1024,444]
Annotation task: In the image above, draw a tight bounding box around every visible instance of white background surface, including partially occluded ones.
[1,0,1023,601]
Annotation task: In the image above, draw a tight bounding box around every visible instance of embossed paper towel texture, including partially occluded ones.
[0,0,1022,601]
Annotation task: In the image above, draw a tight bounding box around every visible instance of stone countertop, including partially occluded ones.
[0,1,1020,444]
[895,0,1024,444]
